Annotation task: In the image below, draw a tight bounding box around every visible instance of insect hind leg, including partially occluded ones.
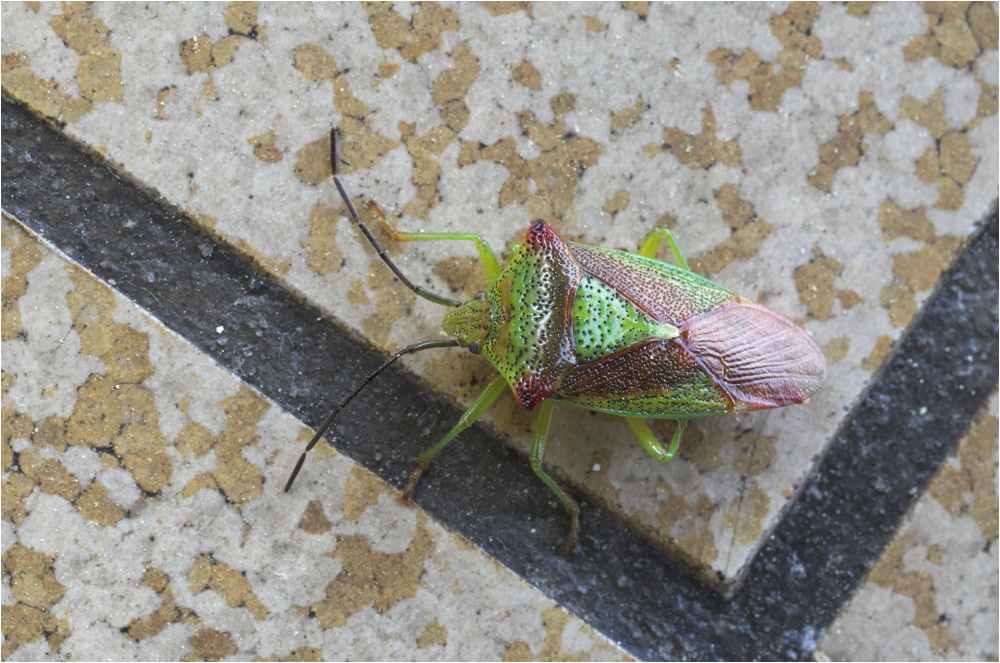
[624,417,686,462]
[637,227,690,271]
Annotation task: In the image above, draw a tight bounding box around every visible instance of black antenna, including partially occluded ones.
[330,131,460,308]
[285,130,464,491]
[284,339,459,492]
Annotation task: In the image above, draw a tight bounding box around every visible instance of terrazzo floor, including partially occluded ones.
[2,3,997,660]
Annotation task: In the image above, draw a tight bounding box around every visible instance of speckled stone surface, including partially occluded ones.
[818,390,998,662]
[3,1,996,589]
[1,2,998,660]
[1,218,630,661]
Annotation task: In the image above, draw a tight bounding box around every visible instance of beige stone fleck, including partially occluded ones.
[968,2,999,49]
[3,543,67,610]
[294,135,334,186]
[342,465,388,520]
[175,420,215,459]
[1,472,35,527]
[708,48,762,85]
[880,281,917,328]
[302,204,343,276]
[76,480,125,527]
[224,1,261,37]
[417,616,448,648]
[293,44,339,83]
[180,34,215,74]
[1,604,61,659]
[861,335,894,372]
[334,72,372,118]
[926,544,945,565]
[186,628,239,662]
[208,386,268,504]
[187,554,214,594]
[362,256,417,352]
[20,450,80,501]
[675,422,726,473]
[208,561,269,620]
[308,518,434,628]
[363,3,460,63]
[622,2,650,18]
[432,255,488,301]
[891,235,964,293]
[502,640,533,661]
[432,42,480,134]
[210,35,246,69]
[725,483,771,547]
[877,201,935,242]
[610,98,647,132]
[655,487,719,568]
[900,89,950,139]
[938,131,979,184]
[659,104,742,170]
[824,336,850,362]
[203,76,219,101]
[299,500,333,534]
[347,278,370,306]
[973,80,999,124]
[933,19,980,67]
[844,2,881,18]
[2,220,43,341]
[511,58,541,90]
[480,2,533,18]
[934,176,964,211]
[793,248,843,321]
[378,61,400,78]
[248,129,284,163]
[602,189,631,217]
[769,1,823,69]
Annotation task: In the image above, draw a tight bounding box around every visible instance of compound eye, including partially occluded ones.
[468,341,481,355]
[473,291,486,300]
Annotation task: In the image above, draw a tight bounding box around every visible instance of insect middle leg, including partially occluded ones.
[402,374,507,502]
[636,227,690,271]
[531,401,580,553]
[366,200,502,282]
[623,417,686,462]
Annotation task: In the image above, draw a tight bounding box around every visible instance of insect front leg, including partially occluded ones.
[636,227,690,271]
[402,375,507,502]
[365,200,502,282]
[623,417,686,462]
[531,401,580,554]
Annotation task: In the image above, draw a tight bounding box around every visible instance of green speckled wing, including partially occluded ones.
[567,242,733,324]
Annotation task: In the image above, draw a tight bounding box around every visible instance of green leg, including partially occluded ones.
[402,374,507,501]
[637,227,690,271]
[624,417,686,461]
[531,401,580,553]
[367,200,502,281]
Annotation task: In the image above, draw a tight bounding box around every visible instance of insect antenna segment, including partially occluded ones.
[284,339,458,492]
[284,131,465,492]
[329,131,460,308]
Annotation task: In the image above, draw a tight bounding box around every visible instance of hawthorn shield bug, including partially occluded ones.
[285,132,826,552]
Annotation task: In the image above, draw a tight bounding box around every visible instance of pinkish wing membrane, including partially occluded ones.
[678,298,826,411]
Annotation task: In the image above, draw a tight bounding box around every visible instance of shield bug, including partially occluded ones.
[285,132,826,552]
